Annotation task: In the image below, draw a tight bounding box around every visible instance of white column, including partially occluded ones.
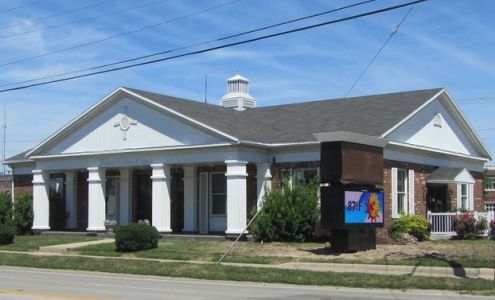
[87,167,106,231]
[225,160,248,235]
[65,171,77,229]
[183,166,198,232]
[119,168,132,225]
[32,170,50,231]
[256,163,272,210]
[151,163,172,233]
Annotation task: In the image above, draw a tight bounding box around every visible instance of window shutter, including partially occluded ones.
[391,167,398,218]
[468,183,474,211]
[408,169,415,215]
[456,184,461,211]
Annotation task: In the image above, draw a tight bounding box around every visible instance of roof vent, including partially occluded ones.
[220,74,255,111]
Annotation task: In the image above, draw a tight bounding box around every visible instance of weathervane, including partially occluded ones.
[113,106,137,140]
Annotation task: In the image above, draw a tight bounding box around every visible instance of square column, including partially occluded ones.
[119,168,132,225]
[151,163,172,233]
[256,163,272,210]
[183,166,198,232]
[87,167,106,231]
[65,171,77,229]
[32,170,50,231]
[225,160,248,235]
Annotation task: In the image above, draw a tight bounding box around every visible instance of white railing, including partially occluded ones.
[427,211,495,237]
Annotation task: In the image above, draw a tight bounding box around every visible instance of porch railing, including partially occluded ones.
[427,211,495,237]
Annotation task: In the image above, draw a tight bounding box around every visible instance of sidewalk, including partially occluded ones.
[0,244,493,281]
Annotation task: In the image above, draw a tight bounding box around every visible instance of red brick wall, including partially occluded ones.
[471,171,484,211]
[377,160,436,244]
[13,174,32,196]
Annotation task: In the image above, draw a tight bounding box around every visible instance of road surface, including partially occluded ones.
[0,266,492,300]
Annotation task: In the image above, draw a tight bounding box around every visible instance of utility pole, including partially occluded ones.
[204,75,208,104]
[2,103,5,175]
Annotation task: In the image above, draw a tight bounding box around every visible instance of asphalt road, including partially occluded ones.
[0,266,492,300]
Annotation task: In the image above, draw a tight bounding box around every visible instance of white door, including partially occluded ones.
[198,172,209,234]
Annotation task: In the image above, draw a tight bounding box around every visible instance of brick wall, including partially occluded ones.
[471,171,484,211]
[377,160,436,244]
[13,174,32,196]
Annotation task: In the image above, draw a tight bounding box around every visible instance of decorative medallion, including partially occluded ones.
[113,106,137,140]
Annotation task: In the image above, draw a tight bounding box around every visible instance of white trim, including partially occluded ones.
[313,131,388,147]
[391,167,398,218]
[239,140,320,148]
[26,87,239,157]
[381,89,445,138]
[29,143,234,159]
[387,141,489,162]
[408,169,415,214]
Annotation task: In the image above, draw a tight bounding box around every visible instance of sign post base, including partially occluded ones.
[330,227,376,253]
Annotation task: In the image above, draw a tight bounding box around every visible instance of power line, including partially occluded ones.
[0,0,46,14]
[0,0,379,88]
[0,0,117,31]
[0,0,170,40]
[0,0,428,94]
[344,6,415,97]
[0,0,242,69]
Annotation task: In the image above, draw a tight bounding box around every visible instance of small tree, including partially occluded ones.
[251,178,320,242]
[13,193,33,234]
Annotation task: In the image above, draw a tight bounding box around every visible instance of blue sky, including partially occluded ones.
[0,0,495,164]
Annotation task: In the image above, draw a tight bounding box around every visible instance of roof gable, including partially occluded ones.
[383,90,491,160]
[28,88,231,157]
[427,167,475,184]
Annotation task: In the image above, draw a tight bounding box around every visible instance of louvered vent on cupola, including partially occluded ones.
[219,74,256,111]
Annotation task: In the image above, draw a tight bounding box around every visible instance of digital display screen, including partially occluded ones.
[344,191,384,224]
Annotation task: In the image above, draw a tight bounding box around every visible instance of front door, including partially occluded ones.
[135,172,152,223]
[198,172,209,234]
[427,184,448,212]
[105,176,120,222]
[171,169,184,233]
[76,171,88,230]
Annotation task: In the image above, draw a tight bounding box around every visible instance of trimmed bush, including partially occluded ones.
[13,193,33,235]
[0,223,15,245]
[115,223,159,252]
[452,213,488,239]
[251,178,320,242]
[389,214,430,241]
[0,193,12,225]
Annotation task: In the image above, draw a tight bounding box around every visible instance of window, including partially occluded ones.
[486,203,495,212]
[485,177,495,191]
[210,173,226,215]
[460,184,468,210]
[396,169,408,215]
[281,167,318,186]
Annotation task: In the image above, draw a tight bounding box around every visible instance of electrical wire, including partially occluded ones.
[344,6,415,97]
[0,0,242,68]
[0,0,428,94]
[0,0,46,14]
[0,0,379,88]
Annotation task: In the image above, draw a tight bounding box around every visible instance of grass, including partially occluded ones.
[75,238,495,268]
[0,252,493,294]
[0,235,100,252]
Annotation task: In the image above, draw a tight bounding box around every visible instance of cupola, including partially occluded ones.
[220,74,256,111]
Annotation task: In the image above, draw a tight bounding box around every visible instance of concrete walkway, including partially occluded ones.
[1,239,493,281]
[38,238,114,254]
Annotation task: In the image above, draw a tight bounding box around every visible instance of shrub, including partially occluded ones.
[452,213,488,239]
[49,190,66,230]
[0,223,15,245]
[389,214,430,241]
[251,178,320,242]
[0,193,12,225]
[115,223,159,252]
[13,193,33,235]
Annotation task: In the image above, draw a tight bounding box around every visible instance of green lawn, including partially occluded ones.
[0,252,493,294]
[75,238,495,268]
[0,235,100,252]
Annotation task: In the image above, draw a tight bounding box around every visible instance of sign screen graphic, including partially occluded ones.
[344,191,384,224]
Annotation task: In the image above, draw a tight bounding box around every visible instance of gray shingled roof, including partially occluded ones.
[127,87,443,144]
[4,149,32,163]
[5,87,443,163]
[427,167,464,182]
